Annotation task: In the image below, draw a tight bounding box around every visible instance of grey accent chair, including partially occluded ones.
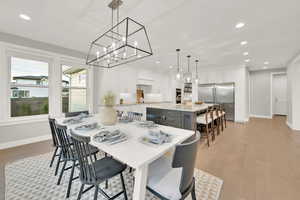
[65,110,89,118]
[70,131,128,200]
[147,132,200,200]
[48,117,62,176]
[55,124,99,198]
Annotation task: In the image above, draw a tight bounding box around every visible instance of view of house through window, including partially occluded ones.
[62,65,87,113]
[10,56,49,117]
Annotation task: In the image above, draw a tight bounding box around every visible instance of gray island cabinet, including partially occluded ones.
[146,104,213,131]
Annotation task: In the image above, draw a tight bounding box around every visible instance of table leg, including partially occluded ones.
[132,164,148,200]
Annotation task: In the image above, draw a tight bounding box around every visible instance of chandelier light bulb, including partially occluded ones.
[96,51,100,58]
[176,73,181,79]
[187,77,191,82]
[103,47,107,52]
[112,42,116,49]
[134,41,138,47]
[122,37,126,42]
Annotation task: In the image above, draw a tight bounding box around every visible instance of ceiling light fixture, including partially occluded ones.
[19,14,31,21]
[86,0,153,68]
[235,22,245,29]
[156,61,160,64]
[240,41,248,46]
[195,59,199,83]
[184,55,192,83]
[176,49,181,80]
[243,52,249,56]
[245,59,250,62]
[264,61,269,65]
[169,65,173,69]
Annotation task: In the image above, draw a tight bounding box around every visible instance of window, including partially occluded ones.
[10,56,49,117]
[62,65,88,113]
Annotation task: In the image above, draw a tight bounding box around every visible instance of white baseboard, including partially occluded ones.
[286,121,293,129]
[286,121,300,131]
[0,135,51,150]
[250,114,272,119]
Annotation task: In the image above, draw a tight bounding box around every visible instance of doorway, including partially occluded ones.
[271,73,287,116]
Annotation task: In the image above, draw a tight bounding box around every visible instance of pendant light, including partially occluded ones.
[184,55,192,83]
[86,0,153,68]
[176,49,181,80]
[195,59,199,83]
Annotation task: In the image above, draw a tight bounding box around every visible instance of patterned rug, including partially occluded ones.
[5,153,223,200]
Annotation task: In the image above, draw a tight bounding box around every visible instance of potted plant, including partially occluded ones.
[100,91,117,125]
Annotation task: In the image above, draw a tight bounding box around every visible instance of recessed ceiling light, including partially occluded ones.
[245,59,250,62]
[264,61,269,65]
[243,52,249,56]
[235,22,245,29]
[169,65,173,69]
[155,61,160,64]
[263,66,268,69]
[240,41,248,46]
[19,14,31,21]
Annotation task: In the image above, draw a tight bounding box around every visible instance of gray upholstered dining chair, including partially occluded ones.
[70,131,128,200]
[48,117,63,176]
[55,124,99,198]
[65,110,89,118]
[147,131,200,200]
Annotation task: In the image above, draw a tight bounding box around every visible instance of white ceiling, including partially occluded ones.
[0,0,299,72]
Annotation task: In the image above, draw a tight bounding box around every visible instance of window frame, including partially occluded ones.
[6,50,53,121]
[60,61,91,115]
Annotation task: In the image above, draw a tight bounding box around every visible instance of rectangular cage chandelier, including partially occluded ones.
[86,0,153,68]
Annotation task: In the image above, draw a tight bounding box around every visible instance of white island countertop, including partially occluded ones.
[147,103,215,112]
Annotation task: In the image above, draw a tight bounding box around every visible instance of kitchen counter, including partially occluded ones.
[146,104,214,131]
[147,103,214,112]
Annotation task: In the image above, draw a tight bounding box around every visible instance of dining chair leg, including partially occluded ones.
[191,181,196,200]
[77,184,85,200]
[54,149,62,176]
[66,161,76,198]
[120,173,128,200]
[105,180,108,189]
[93,185,99,200]
[224,115,227,128]
[57,160,67,185]
[50,147,58,168]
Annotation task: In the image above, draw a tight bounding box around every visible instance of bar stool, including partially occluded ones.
[219,105,227,130]
[196,108,215,146]
[212,105,222,135]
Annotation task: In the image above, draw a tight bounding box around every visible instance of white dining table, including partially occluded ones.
[56,114,195,200]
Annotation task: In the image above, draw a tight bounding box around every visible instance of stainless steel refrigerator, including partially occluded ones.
[198,82,235,121]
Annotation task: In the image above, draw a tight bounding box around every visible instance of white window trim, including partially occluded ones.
[60,62,92,116]
[0,42,94,126]
[5,50,53,122]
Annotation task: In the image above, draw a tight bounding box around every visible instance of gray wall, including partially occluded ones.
[250,69,286,117]
[0,121,51,144]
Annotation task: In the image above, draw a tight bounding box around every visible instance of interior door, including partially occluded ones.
[273,74,287,115]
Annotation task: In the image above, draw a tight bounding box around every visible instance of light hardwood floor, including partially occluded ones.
[0,116,299,200]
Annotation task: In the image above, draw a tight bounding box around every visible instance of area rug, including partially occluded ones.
[5,153,223,200]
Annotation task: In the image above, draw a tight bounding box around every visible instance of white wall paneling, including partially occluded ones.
[286,55,300,130]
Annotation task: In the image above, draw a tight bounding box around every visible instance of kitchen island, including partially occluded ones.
[146,103,214,130]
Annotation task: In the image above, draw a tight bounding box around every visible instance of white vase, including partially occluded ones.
[100,106,117,125]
